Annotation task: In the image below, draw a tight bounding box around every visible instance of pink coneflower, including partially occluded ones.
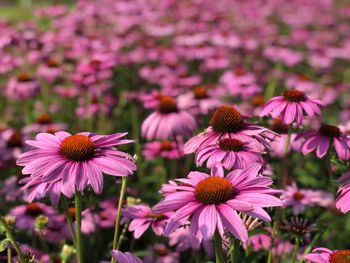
[9,202,58,230]
[22,114,67,137]
[297,123,350,160]
[17,131,136,203]
[184,105,278,154]
[335,171,350,214]
[304,247,350,263]
[260,89,323,126]
[153,163,281,243]
[122,204,171,239]
[281,183,334,215]
[143,243,180,263]
[37,58,62,83]
[195,137,265,170]
[0,174,26,201]
[6,72,40,100]
[111,250,142,263]
[141,96,197,140]
[143,140,184,160]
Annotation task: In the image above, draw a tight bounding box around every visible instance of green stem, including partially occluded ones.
[292,238,300,263]
[74,192,83,263]
[111,177,127,263]
[229,238,240,263]
[214,231,224,263]
[0,216,23,263]
[116,222,129,250]
[298,233,320,263]
[62,198,77,247]
[264,62,282,100]
[131,104,142,178]
[7,246,11,263]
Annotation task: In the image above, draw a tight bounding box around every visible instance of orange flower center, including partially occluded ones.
[36,114,51,124]
[283,89,306,102]
[234,68,246,76]
[160,140,173,151]
[193,86,209,99]
[219,138,244,152]
[47,58,59,68]
[250,95,265,107]
[46,128,57,134]
[319,123,341,138]
[293,191,304,201]
[195,177,234,205]
[157,96,178,114]
[272,118,289,134]
[329,250,350,263]
[17,72,33,82]
[298,74,310,81]
[60,135,95,161]
[26,203,42,216]
[147,213,168,221]
[68,207,76,221]
[7,132,22,148]
[210,105,244,133]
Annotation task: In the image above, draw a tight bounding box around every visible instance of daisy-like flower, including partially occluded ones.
[143,140,184,160]
[17,131,136,204]
[111,250,142,263]
[122,204,171,239]
[153,163,281,243]
[297,123,350,160]
[141,96,197,140]
[195,137,265,170]
[260,89,323,126]
[184,105,277,154]
[304,247,350,263]
[6,72,40,100]
[335,171,350,214]
[281,183,334,215]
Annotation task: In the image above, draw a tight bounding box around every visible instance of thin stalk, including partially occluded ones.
[298,234,320,263]
[292,238,300,263]
[7,246,11,263]
[0,216,23,263]
[214,231,224,263]
[74,192,83,263]
[116,222,129,250]
[111,177,127,263]
[229,238,240,263]
[131,104,143,178]
[62,198,77,247]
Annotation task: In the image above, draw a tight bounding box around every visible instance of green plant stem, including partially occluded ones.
[62,198,77,247]
[292,238,300,263]
[229,238,240,263]
[214,231,224,263]
[74,192,83,263]
[131,104,142,178]
[116,222,129,250]
[111,177,127,263]
[7,246,11,263]
[0,216,23,263]
[298,234,320,263]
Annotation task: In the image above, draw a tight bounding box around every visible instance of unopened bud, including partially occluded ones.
[60,244,75,262]
[35,215,49,232]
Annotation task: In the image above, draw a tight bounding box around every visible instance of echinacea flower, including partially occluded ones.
[6,72,40,100]
[143,140,184,160]
[153,163,281,243]
[17,131,136,204]
[281,183,334,215]
[141,96,197,140]
[111,250,142,263]
[184,105,277,154]
[260,89,323,126]
[194,137,265,170]
[335,171,350,214]
[297,123,350,160]
[122,204,171,239]
[304,247,350,263]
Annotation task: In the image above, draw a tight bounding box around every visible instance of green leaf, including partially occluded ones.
[0,238,10,252]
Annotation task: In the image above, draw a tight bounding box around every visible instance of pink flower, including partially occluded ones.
[195,138,265,170]
[336,171,350,214]
[9,202,58,230]
[304,247,350,263]
[245,232,271,252]
[17,131,136,204]
[5,72,40,100]
[122,204,171,239]
[37,58,62,83]
[141,96,197,140]
[260,89,323,126]
[298,123,350,160]
[184,105,278,154]
[281,183,334,215]
[153,163,281,243]
[143,140,184,160]
[111,250,142,263]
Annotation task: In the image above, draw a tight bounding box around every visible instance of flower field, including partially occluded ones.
[0,0,350,262]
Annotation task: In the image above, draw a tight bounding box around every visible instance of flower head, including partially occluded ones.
[111,250,142,263]
[305,247,350,263]
[153,163,281,243]
[17,131,136,204]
